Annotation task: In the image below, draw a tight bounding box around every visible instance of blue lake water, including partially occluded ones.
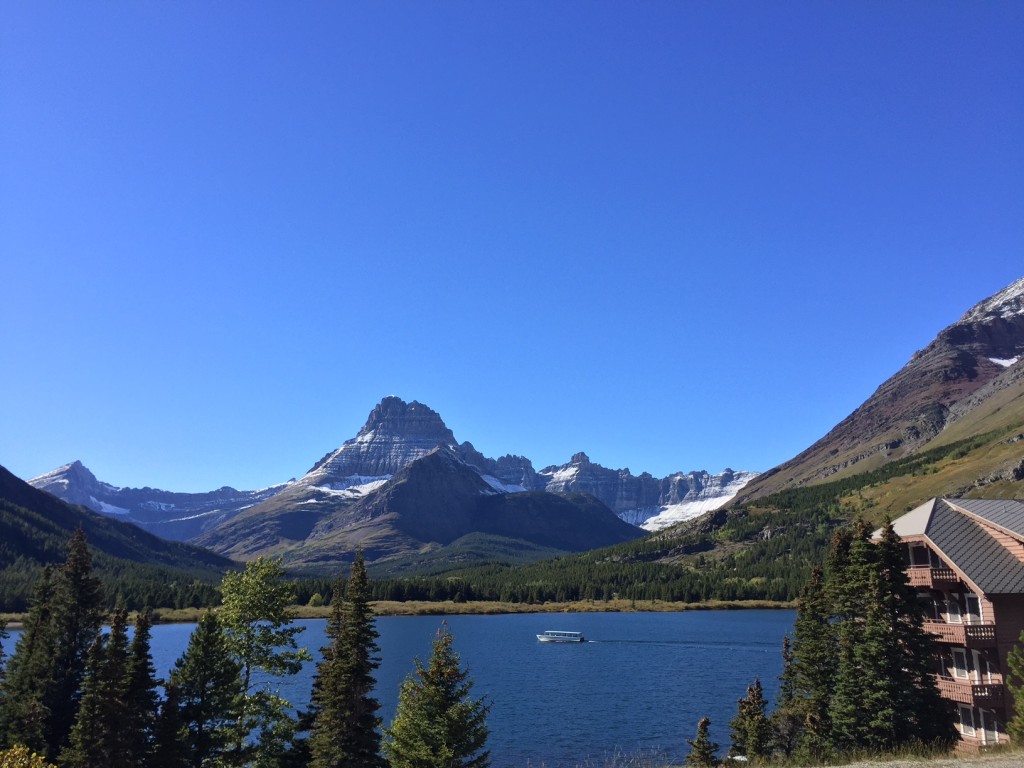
[8,610,794,767]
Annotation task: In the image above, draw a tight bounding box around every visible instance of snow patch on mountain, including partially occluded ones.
[538,465,579,484]
[313,479,389,498]
[90,497,130,515]
[482,475,528,493]
[639,498,730,531]
[990,357,1020,368]
[620,469,759,531]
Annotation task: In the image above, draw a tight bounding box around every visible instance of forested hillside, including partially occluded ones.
[362,426,1023,605]
[0,464,233,611]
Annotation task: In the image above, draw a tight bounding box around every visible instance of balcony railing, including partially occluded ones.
[923,620,997,646]
[934,675,1005,706]
[907,566,959,588]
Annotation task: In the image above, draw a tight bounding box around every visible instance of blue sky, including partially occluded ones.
[2,2,1022,492]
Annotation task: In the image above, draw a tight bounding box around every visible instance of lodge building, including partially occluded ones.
[884,498,1024,750]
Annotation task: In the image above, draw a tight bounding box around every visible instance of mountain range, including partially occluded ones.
[30,396,756,553]
[0,462,234,610]
[10,274,1024,590]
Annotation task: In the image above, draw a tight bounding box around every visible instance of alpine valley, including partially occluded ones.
[29,397,757,572]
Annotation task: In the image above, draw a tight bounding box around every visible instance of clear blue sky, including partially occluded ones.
[2,2,1022,492]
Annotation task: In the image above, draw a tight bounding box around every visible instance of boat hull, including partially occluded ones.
[536,631,585,643]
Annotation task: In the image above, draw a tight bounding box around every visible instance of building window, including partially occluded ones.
[910,544,932,567]
[958,705,977,737]
[947,596,962,624]
[965,593,982,624]
[952,648,970,680]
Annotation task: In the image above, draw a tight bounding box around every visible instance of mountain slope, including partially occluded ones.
[195,447,643,571]
[29,460,290,541]
[0,463,234,610]
[33,396,756,536]
[737,276,1024,503]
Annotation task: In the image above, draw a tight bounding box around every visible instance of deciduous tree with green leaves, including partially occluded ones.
[384,623,490,768]
[219,556,311,767]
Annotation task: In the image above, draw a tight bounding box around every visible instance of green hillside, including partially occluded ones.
[363,423,1024,605]
[0,464,235,611]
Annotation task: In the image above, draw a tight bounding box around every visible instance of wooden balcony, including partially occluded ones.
[907,566,959,588]
[923,620,997,647]
[934,675,1005,706]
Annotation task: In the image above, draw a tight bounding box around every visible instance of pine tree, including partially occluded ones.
[123,609,161,766]
[151,683,190,768]
[46,528,104,757]
[62,604,137,768]
[0,567,58,753]
[780,566,835,757]
[169,611,244,768]
[875,522,953,747]
[769,636,800,757]
[309,552,385,768]
[384,623,490,768]
[685,716,719,767]
[1007,629,1024,742]
[2,531,103,762]
[0,614,7,685]
[729,678,771,762]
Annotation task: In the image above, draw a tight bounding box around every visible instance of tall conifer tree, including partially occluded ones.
[61,605,132,768]
[1,567,57,753]
[685,716,719,767]
[1007,630,1024,742]
[780,566,835,757]
[729,678,771,762]
[169,611,244,768]
[309,552,385,768]
[47,528,104,757]
[152,683,190,768]
[3,531,104,760]
[123,609,161,766]
[384,624,490,768]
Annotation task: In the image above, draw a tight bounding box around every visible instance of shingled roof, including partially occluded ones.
[928,500,1024,594]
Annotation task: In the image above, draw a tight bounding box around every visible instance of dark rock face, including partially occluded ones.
[455,442,539,490]
[736,276,1024,502]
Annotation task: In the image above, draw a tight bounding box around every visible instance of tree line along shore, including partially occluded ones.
[0,598,792,628]
[7,523,1024,767]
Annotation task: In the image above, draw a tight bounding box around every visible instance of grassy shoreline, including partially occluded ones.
[1,598,792,628]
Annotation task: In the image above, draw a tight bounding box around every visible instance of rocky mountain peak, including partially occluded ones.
[30,459,103,501]
[962,276,1024,324]
[357,396,456,444]
[303,396,459,484]
[570,451,591,465]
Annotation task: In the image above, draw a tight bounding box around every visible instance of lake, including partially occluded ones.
[8,610,794,767]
